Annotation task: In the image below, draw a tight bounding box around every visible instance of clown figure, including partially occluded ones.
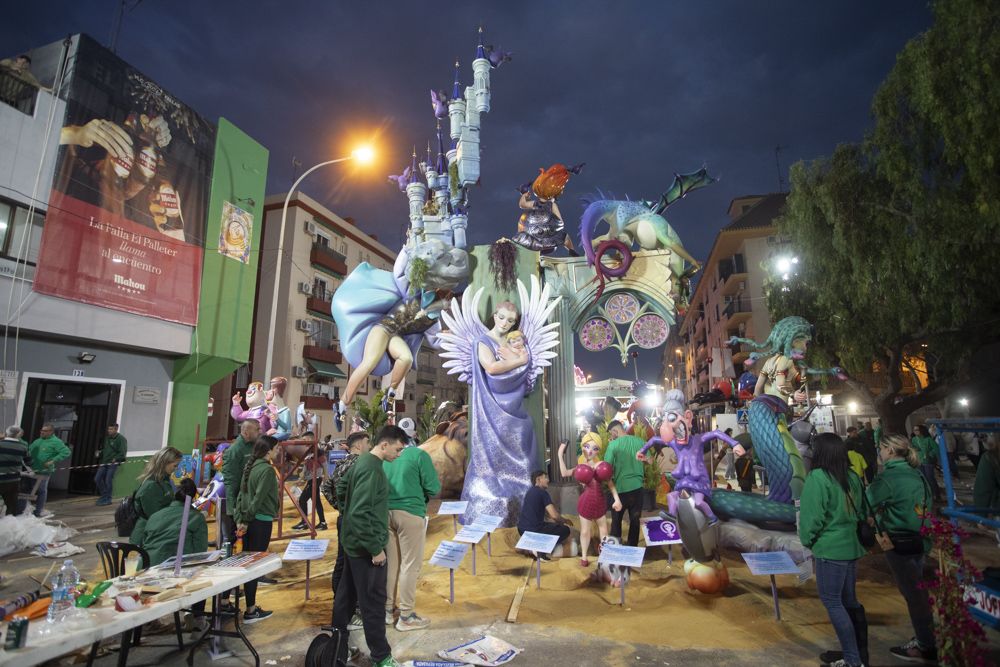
[637,389,742,524]
[231,381,273,433]
[266,376,292,441]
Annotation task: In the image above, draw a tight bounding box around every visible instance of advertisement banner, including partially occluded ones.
[218,201,252,263]
[33,35,215,325]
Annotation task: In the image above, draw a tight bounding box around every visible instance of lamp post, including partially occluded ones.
[262,148,374,383]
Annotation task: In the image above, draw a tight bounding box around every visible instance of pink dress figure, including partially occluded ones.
[230,381,273,434]
[558,432,616,566]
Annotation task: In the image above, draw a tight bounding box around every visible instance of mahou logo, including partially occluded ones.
[114,274,146,292]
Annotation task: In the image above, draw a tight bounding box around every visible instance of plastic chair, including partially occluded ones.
[87,541,184,667]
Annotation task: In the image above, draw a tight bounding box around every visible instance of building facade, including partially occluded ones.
[666,194,791,403]
[0,35,268,496]
[227,191,464,441]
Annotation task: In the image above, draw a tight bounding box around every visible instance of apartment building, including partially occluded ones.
[667,194,791,403]
[221,191,464,439]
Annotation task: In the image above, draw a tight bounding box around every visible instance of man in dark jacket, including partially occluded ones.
[95,423,127,505]
[332,425,406,667]
[0,426,28,515]
[848,426,878,484]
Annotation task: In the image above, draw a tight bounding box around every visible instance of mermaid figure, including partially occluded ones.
[437,277,561,526]
[558,432,614,567]
[511,163,583,254]
[728,316,846,504]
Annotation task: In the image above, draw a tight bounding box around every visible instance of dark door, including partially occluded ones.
[21,378,120,495]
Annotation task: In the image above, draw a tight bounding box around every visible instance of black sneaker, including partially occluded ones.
[217,600,236,616]
[889,638,937,664]
[242,607,273,624]
[819,650,843,665]
[292,521,308,530]
[317,522,328,530]
[258,575,278,586]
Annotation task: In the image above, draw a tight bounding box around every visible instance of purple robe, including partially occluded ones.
[460,335,538,527]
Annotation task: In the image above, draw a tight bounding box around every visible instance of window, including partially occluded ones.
[0,199,45,265]
[312,277,330,301]
[314,233,330,248]
[310,319,336,349]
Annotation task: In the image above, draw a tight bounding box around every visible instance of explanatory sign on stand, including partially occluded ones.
[641,517,682,546]
[741,551,799,576]
[467,514,503,532]
[437,501,469,516]
[454,526,487,544]
[430,540,469,570]
[282,539,329,561]
[514,531,559,555]
[597,543,646,569]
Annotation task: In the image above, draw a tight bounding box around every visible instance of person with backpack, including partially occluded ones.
[234,435,281,624]
[866,434,936,665]
[799,433,869,667]
[321,432,371,599]
[128,447,182,545]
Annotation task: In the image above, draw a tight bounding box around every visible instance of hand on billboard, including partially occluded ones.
[144,114,171,148]
[60,119,133,163]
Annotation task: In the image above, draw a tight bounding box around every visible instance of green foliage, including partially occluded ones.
[417,394,436,443]
[768,0,1000,426]
[408,258,429,295]
[642,448,662,491]
[350,390,388,441]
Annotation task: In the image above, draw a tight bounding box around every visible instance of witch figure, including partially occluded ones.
[438,277,561,525]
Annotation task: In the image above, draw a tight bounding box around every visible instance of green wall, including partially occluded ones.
[467,244,546,468]
[114,118,268,495]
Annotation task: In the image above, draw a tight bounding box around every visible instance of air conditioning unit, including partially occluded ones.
[304,221,318,236]
[295,319,314,333]
[298,282,313,295]
[292,366,309,378]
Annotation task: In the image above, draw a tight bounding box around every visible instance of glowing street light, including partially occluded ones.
[848,401,858,413]
[959,397,969,407]
[263,146,377,381]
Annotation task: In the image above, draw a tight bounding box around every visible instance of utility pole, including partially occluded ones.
[774,145,787,192]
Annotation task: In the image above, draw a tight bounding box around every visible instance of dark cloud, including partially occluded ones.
[4,0,931,382]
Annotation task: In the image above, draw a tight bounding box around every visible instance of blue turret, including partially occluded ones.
[476,25,487,60]
[451,60,462,101]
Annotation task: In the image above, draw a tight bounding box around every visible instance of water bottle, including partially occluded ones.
[46,560,79,623]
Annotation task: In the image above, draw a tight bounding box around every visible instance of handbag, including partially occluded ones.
[114,491,141,537]
[878,472,929,556]
[847,486,876,549]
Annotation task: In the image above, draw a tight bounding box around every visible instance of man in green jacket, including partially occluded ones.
[333,425,406,667]
[27,424,70,517]
[383,437,440,631]
[603,421,647,546]
[94,423,127,506]
[142,479,209,567]
[221,419,260,543]
[0,426,28,515]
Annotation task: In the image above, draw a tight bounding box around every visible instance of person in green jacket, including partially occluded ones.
[27,424,71,517]
[910,425,941,502]
[129,447,182,546]
[234,435,280,624]
[798,433,867,667]
[973,434,1000,511]
[140,478,208,567]
[332,425,406,667]
[866,434,936,664]
[0,426,28,516]
[603,421,646,546]
[95,423,127,506]
[383,439,440,631]
[221,419,261,542]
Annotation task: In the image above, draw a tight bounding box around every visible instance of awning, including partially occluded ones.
[307,360,347,379]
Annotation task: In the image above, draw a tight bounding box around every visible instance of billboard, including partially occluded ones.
[33,35,215,325]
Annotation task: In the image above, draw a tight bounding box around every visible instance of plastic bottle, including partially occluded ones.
[46,560,80,623]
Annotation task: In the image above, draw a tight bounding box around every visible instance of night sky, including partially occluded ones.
[5,1,933,383]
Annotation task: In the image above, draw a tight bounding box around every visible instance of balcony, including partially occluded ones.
[302,394,332,410]
[416,370,436,385]
[306,285,334,313]
[722,298,752,323]
[303,344,342,364]
[0,70,39,115]
[310,242,348,276]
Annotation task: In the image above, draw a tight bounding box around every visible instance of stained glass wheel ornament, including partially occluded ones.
[632,314,669,349]
[580,317,614,351]
[605,293,640,324]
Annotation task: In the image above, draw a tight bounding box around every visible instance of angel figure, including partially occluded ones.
[438,276,560,526]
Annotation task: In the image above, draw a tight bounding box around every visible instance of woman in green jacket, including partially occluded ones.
[130,447,182,546]
[866,434,936,664]
[141,478,208,567]
[234,436,280,624]
[798,433,867,667]
[910,425,941,502]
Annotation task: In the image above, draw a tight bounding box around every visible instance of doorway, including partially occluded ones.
[21,378,121,495]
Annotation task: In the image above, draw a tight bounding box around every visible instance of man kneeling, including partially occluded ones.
[517,470,572,559]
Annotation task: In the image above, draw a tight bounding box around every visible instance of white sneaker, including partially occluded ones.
[38,510,53,518]
[395,613,430,632]
[346,612,363,630]
[385,610,395,625]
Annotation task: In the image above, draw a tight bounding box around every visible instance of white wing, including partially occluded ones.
[517,275,561,392]
[437,287,490,385]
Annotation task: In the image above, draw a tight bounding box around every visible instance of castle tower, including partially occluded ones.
[473,26,491,114]
[447,61,465,142]
[405,148,427,241]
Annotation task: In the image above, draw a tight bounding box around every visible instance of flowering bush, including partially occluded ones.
[921,515,987,666]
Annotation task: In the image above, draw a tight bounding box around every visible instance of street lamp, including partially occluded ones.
[959,397,969,407]
[263,146,375,383]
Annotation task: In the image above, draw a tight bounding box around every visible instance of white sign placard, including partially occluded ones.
[597,543,646,569]
[641,517,683,546]
[0,370,17,400]
[467,514,503,532]
[282,539,330,561]
[438,501,469,516]
[453,526,487,545]
[514,531,560,555]
[430,540,470,569]
[741,551,799,576]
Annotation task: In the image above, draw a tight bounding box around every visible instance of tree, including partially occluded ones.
[768,0,1000,432]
